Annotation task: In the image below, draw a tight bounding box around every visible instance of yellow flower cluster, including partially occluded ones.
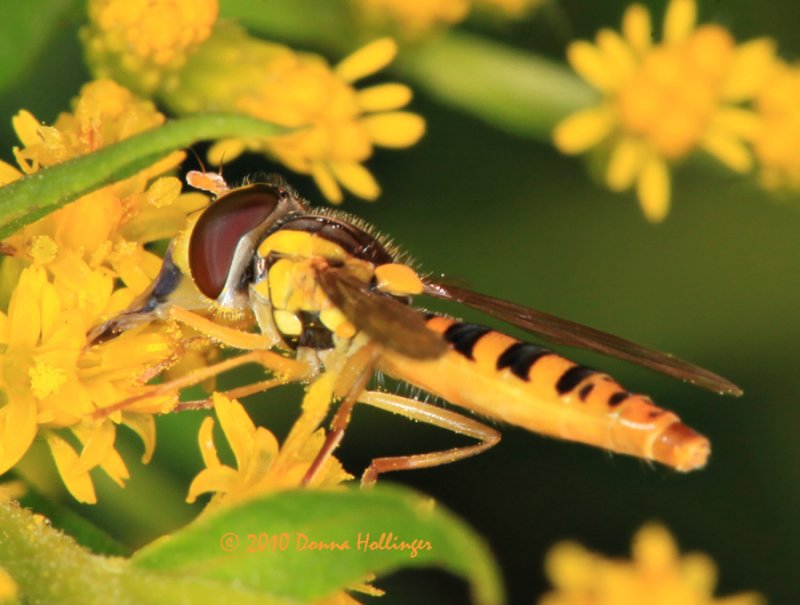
[353,0,540,36]
[83,0,218,95]
[194,34,425,203]
[752,59,800,190]
[82,0,426,204]
[187,377,352,510]
[554,0,779,221]
[540,523,763,605]
[0,79,209,503]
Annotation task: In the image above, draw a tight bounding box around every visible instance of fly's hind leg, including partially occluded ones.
[357,391,501,486]
[301,343,382,486]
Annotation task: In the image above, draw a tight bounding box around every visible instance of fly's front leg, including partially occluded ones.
[357,391,501,486]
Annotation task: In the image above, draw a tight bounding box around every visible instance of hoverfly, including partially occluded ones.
[91,172,742,485]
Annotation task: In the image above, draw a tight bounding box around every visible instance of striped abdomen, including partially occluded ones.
[377,315,709,471]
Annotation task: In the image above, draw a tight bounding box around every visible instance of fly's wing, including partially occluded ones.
[424,280,742,396]
[316,267,448,360]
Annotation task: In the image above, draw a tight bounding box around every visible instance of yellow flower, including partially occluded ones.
[81,0,425,204]
[0,79,203,277]
[352,0,540,35]
[553,0,773,222]
[0,263,180,503]
[752,58,800,190]
[540,523,764,605]
[187,376,352,509]
[354,0,470,35]
[176,31,425,203]
[83,0,218,94]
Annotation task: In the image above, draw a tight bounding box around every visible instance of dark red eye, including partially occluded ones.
[189,185,279,300]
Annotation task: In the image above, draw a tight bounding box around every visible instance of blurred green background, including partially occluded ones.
[1,1,798,603]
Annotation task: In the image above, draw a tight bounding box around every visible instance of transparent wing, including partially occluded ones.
[424,280,742,396]
[317,267,448,360]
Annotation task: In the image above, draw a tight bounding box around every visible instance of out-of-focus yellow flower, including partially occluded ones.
[553,0,774,222]
[82,0,425,204]
[752,58,800,191]
[540,523,764,605]
[174,31,424,203]
[83,0,218,94]
[187,375,352,509]
[353,0,540,36]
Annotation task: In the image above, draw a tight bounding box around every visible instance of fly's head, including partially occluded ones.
[187,178,307,311]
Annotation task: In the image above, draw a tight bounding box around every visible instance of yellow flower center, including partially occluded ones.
[89,0,217,65]
[617,25,734,158]
[29,360,67,400]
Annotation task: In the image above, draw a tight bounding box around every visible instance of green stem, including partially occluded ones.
[397,32,597,138]
[0,113,286,238]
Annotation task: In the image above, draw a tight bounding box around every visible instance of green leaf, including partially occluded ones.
[0,113,287,238]
[0,0,82,94]
[0,498,300,605]
[132,486,504,604]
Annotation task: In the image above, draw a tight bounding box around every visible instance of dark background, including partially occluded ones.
[1,1,797,603]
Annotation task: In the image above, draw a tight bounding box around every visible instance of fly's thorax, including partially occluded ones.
[251,243,373,352]
[250,212,414,357]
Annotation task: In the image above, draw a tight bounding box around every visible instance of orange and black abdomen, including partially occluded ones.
[378,315,710,471]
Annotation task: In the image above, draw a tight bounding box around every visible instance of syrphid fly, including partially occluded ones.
[91,172,741,485]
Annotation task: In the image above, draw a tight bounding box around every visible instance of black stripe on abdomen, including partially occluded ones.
[443,322,491,360]
[555,365,598,394]
[496,342,551,381]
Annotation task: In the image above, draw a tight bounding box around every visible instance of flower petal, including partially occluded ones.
[186,466,238,503]
[632,523,678,570]
[553,106,614,154]
[723,38,777,101]
[606,137,645,191]
[596,29,637,84]
[361,112,425,148]
[329,162,381,200]
[636,155,671,222]
[0,395,37,474]
[12,110,41,148]
[311,162,344,203]
[356,83,413,112]
[663,0,697,44]
[75,421,116,473]
[622,3,652,55]
[47,434,97,504]
[335,38,397,83]
[198,416,221,469]
[123,413,157,464]
[700,128,752,173]
[567,41,619,92]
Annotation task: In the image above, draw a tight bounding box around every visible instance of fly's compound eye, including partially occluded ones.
[189,185,280,300]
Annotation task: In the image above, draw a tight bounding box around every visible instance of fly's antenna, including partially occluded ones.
[185,147,230,198]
